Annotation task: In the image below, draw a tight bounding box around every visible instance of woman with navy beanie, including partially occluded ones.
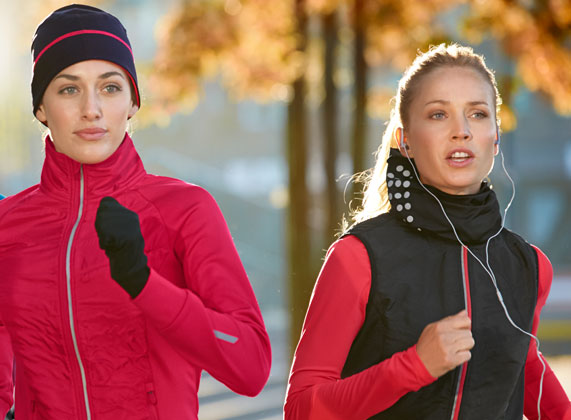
[0,5,271,419]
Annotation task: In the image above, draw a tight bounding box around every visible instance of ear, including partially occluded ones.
[128,103,139,120]
[493,126,500,156]
[35,104,48,126]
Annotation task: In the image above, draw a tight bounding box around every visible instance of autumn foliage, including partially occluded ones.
[150,0,570,124]
[464,0,571,116]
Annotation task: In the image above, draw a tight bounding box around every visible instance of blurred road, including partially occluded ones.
[539,276,571,355]
[196,293,571,420]
[196,356,571,420]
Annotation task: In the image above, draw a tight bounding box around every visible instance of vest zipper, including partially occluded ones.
[450,246,472,420]
[66,165,92,420]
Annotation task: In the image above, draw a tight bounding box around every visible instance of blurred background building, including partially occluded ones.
[1,0,569,418]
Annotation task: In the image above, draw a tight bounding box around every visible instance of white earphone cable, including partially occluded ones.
[402,145,545,419]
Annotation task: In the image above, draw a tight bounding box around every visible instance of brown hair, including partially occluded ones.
[345,43,501,230]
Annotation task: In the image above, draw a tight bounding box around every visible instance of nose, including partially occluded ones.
[451,115,472,141]
[81,89,102,121]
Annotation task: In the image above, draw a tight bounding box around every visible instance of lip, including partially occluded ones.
[446,148,474,168]
[74,127,108,141]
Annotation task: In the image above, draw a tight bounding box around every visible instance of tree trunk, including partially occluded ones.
[287,0,311,356]
[351,0,367,202]
[322,10,339,242]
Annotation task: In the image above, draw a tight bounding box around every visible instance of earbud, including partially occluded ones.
[495,127,501,146]
[397,127,408,149]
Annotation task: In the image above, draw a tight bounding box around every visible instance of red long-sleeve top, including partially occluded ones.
[285,235,571,420]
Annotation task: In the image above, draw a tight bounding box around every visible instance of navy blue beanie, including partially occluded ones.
[31,4,140,115]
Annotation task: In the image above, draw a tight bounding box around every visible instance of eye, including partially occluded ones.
[471,111,488,119]
[58,86,78,95]
[430,111,446,120]
[103,84,122,94]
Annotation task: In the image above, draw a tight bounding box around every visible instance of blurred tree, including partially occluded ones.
[287,0,312,357]
[149,0,571,353]
[463,0,571,118]
[321,8,340,242]
[351,0,367,190]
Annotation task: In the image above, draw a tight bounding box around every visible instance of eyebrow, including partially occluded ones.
[53,71,126,81]
[424,99,490,107]
[54,74,79,81]
[99,71,125,80]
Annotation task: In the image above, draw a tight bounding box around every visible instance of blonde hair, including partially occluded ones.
[346,43,502,231]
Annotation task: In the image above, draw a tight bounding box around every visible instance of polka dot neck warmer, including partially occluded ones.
[386,148,502,245]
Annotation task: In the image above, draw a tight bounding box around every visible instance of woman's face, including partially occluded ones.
[35,60,138,164]
[403,66,498,195]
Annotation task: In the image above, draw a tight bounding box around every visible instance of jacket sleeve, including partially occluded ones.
[132,188,271,397]
[0,194,12,416]
[0,318,13,417]
[0,196,14,417]
[284,235,436,420]
[524,246,571,420]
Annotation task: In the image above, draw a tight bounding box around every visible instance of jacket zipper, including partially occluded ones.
[66,165,92,420]
[450,246,472,420]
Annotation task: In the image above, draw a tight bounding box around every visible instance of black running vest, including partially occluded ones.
[341,150,538,419]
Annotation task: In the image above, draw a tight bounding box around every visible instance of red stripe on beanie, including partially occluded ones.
[34,29,134,67]
[123,66,140,107]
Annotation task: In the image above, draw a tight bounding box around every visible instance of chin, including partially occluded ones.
[77,144,119,164]
[72,151,113,165]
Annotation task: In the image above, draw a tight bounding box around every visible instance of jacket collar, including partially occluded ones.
[39,133,146,200]
[387,148,502,245]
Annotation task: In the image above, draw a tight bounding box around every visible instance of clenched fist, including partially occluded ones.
[95,196,149,299]
[416,310,474,378]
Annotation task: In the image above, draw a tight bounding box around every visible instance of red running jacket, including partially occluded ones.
[0,135,271,419]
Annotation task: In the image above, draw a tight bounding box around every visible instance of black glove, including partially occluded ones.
[95,196,150,299]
